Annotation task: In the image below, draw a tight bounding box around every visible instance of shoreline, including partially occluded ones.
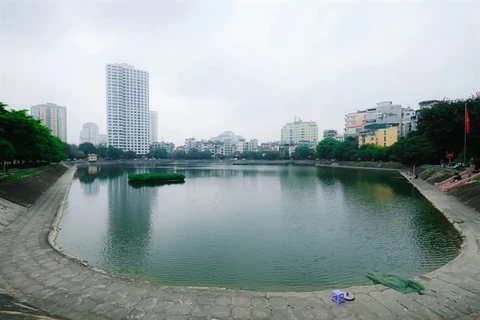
[1,165,479,319]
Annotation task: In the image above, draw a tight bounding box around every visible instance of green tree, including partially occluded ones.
[78,142,96,156]
[151,148,168,159]
[124,150,137,160]
[316,138,340,160]
[262,151,281,160]
[96,145,108,159]
[0,138,15,172]
[293,145,314,160]
[0,102,65,165]
[390,131,437,165]
[332,137,357,160]
[107,146,123,159]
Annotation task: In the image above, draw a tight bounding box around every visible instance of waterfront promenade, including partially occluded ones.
[0,167,480,319]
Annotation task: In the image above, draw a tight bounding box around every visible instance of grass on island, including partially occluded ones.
[128,173,185,184]
[0,166,53,184]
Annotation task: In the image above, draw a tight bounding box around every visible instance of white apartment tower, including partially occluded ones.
[106,63,150,155]
[281,118,318,144]
[149,110,158,144]
[79,122,99,145]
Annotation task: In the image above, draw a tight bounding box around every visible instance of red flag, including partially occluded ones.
[465,103,471,134]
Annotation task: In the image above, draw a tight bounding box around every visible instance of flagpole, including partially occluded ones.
[464,103,467,167]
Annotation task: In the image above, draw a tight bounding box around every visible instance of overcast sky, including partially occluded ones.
[1,1,479,145]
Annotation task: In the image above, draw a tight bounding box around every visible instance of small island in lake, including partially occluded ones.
[128,173,185,185]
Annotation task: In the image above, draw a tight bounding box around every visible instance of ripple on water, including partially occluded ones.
[58,165,462,291]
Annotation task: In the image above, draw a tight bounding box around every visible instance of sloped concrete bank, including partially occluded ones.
[0,165,479,319]
[417,167,480,213]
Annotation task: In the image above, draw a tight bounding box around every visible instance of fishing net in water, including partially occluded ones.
[366,272,425,294]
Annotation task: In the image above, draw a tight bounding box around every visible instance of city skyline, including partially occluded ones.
[2,2,479,146]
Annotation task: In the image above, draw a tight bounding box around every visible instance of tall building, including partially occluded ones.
[344,111,366,136]
[281,118,318,144]
[401,107,417,136]
[98,134,107,145]
[149,111,158,144]
[79,122,99,145]
[358,124,398,148]
[106,63,150,155]
[30,103,67,142]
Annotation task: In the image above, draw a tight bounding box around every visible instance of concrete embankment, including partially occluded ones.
[0,165,69,207]
[0,164,70,319]
[316,160,407,171]
[416,167,480,213]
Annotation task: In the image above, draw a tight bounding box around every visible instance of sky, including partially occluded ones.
[1,0,479,146]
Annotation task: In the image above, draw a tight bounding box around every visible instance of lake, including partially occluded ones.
[57,164,461,291]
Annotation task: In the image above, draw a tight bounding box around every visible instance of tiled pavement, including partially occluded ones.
[0,167,480,319]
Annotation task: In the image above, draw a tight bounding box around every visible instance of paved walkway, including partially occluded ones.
[1,167,480,320]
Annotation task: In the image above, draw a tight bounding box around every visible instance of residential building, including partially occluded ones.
[106,63,149,155]
[98,134,107,145]
[364,101,403,137]
[79,122,99,145]
[401,107,417,136]
[281,118,318,144]
[323,130,338,138]
[358,124,398,147]
[30,103,67,142]
[334,135,345,142]
[184,138,197,153]
[150,141,175,153]
[149,111,158,144]
[344,111,366,136]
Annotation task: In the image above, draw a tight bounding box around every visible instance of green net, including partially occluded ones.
[365,272,425,294]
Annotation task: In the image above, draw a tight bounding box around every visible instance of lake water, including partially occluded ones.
[57,164,462,291]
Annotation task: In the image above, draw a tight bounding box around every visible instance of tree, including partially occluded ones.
[151,148,168,159]
[107,146,123,159]
[172,150,186,159]
[78,142,96,156]
[417,97,480,162]
[293,145,314,160]
[316,138,339,160]
[262,151,281,160]
[390,131,437,165]
[332,136,357,161]
[124,150,137,160]
[0,138,15,172]
[96,145,108,159]
[0,102,65,166]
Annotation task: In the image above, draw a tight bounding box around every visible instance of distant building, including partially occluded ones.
[281,118,318,144]
[209,131,244,143]
[364,101,403,137]
[358,124,398,148]
[87,153,98,162]
[149,111,158,145]
[30,103,67,142]
[151,141,175,153]
[323,129,338,138]
[184,138,197,154]
[334,135,344,142]
[401,107,417,136]
[98,134,107,145]
[106,63,149,155]
[79,122,99,145]
[344,111,366,136]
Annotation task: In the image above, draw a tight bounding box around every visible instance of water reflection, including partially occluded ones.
[102,172,156,275]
